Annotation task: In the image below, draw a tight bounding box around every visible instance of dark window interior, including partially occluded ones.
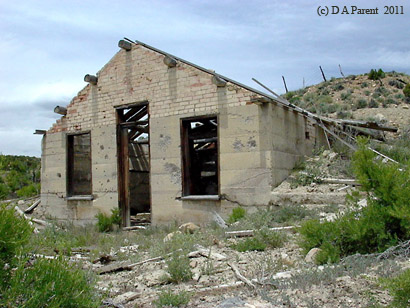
[181,116,218,196]
[67,133,92,196]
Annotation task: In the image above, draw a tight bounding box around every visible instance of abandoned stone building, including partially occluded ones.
[39,39,323,226]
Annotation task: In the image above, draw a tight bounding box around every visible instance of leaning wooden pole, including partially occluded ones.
[282,76,288,93]
[319,66,327,82]
[339,64,345,78]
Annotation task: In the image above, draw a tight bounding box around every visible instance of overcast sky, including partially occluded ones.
[1,0,409,157]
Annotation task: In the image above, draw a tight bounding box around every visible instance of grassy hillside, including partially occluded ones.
[283,70,410,124]
[0,155,40,200]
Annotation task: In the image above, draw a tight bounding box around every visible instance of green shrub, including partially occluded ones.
[368,99,379,108]
[0,155,40,200]
[336,111,352,119]
[272,206,310,224]
[298,139,410,264]
[96,212,113,232]
[154,289,191,308]
[256,228,286,248]
[403,84,410,98]
[232,236,267,252]
[315,242,341,264]
[290,159,324,188]
[368,69,385,80]
[388,79,404,89]
[96,208,122,232]
[0,205,33,258]
[332,83,344,91]
[16,183,40,198]
[165,251,193,283]
[228,206,246,223]
[384,98,397,106]
[0,183,10,199]
[1,257,100,308]
[0,204,33,285]
[395,93,405,100]
[381,269,410,308]
[369,130,410,164]
[375,86,391,97]
[361,82,369,88]
[356,98,368,109]
[340,90,353,100]
[110,208,121,227]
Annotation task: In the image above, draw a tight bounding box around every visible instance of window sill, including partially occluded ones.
[66,195,94,201]
[181,195,220,201]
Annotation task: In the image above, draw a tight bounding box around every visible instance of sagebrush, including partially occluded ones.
[298,138,410,264]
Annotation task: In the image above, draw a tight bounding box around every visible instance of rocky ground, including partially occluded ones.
[85,224,408,308]
[5,149,408,308]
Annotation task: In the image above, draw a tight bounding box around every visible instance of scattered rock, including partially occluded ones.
[374,113,386,122]
[305,248,322,263]
[163,230,182,242]
[218,296,246,308]
[18,200,25,205]
[328,151,338,161]
[119,244,139,253]
[403,105,409,109]
[93,254,116,264]
[144,269,168,287]
[272,270,292,279]
[112,291,140,305]
[179,222,200,234]
[190,260,198,268]
[193,272,201,282]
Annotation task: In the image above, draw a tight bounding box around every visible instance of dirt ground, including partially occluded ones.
[87,225,408,308]
[7,150,408,308]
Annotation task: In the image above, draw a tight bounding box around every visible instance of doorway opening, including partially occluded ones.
[116,102,150,227]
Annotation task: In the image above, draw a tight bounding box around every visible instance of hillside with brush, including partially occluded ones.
[283,70,410,132]
[0,155,40,200]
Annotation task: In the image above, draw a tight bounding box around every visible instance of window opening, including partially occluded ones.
[181,116,218,196]
[67,133,92,196]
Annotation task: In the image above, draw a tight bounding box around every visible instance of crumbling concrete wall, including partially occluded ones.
[41,125,118,224]
[42,42,319,225]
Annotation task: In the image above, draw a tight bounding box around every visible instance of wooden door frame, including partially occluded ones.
[115,102,149,227]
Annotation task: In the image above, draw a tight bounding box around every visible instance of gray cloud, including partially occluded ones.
[0,0,409,156]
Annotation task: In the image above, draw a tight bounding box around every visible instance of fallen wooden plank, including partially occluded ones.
[338,119,398,132]
[188,245,227,261]
[14,205,39,233]
[225,226,295,238]
[322,178,360,185]
[95,260,133,275]
[211,210,228,229]
[337,185,351,192]
[24,199,40,214]
[32,218,49,227]
[122,226,146,231]
[228,262,255,288]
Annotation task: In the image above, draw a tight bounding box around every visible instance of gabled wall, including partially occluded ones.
[41,43,319,225]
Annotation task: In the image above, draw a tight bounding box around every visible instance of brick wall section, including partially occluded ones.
[43,43,319,224]
[49,46,258,134]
